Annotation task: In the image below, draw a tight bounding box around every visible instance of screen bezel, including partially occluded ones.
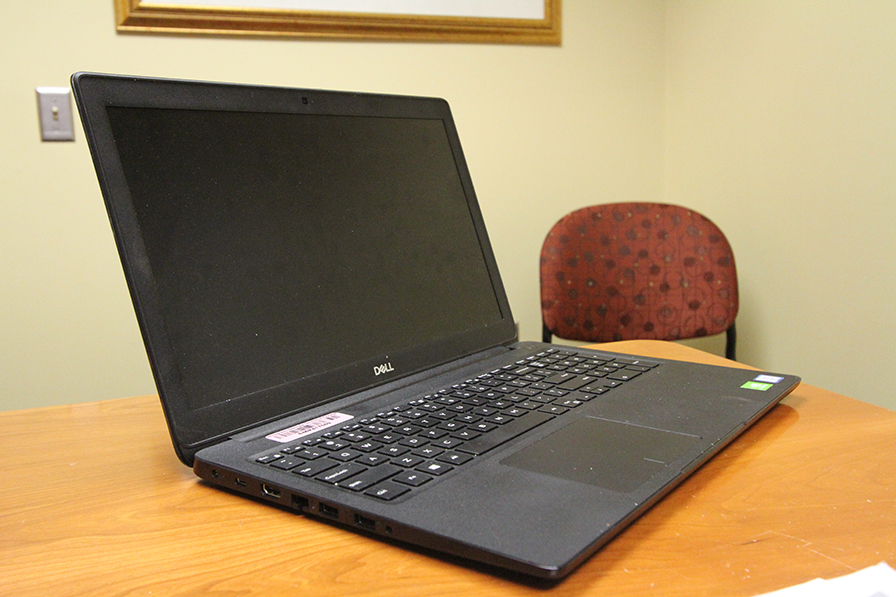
[72,72,516,464]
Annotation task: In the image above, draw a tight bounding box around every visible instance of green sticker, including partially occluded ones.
[741,381,773,391]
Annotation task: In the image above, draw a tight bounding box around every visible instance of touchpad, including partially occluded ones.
[503,417,701,494]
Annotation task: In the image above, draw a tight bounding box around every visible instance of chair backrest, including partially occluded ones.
[540,202,738,351]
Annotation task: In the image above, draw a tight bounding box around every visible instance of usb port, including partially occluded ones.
[319,503,339,519]
[261,484,281,499]
[354,514,376,531]
[234,477,248,487]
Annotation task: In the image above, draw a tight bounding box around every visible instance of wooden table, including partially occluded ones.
[2,340,894,596]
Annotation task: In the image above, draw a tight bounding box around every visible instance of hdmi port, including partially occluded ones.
[261,484,281,499]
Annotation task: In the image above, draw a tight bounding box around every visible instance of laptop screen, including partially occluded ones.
[105,106,502,411]
[73,74,515,459]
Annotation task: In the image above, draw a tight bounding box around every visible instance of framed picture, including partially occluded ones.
[115,0,561,45]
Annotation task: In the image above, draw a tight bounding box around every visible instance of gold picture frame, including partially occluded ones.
[114,0,561,45]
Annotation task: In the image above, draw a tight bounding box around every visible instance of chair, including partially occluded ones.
[540,202,738,360]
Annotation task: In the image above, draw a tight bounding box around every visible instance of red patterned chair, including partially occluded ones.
[540,202,739,360]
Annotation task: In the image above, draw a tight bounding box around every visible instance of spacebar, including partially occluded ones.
[457,412,555,456]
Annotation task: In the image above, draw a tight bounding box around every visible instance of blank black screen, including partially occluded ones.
[106,106,502,410]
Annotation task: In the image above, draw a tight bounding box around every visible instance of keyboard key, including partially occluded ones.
[393,455,425,468]
[516,401,541,410]
[436,451,473,466]
[556,398,583,408]
[421,428,448,439]
[296,448,327,460]
[270,456,304,470]
[558,375,602,390]
[392,471,433,487]
[621,364,652,372]
[256,453,283,464]
[395,425,423,436]
[292,458,339,477]
[365,481,411,500]
[579,385,610,395]
[456,414,482,424]
[516,388,542,396]
[320,439,350,451]
[353,440,383,453]
[462,397,489,406]
[356,453,390,466]
[610,358,657,368]
[316,462,367,484]
[412,446,444,458]
[451,429,480,441]
[542,371,577,385]
[544,388,569,398]
[433,437,464,449]
[342,432,370,442]
[330,449,362,462]
[378,445,409,457]
[339,464,401,491]
[608,370,641,382]
[416,461,454,476]
[488,400,514,409]
[382,417,409,427]
[485,414,513,424]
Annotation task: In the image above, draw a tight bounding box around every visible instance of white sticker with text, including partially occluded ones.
[265,412,354,443]
[754,374,785,384]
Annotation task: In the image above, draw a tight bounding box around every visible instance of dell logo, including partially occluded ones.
[373,362,395,376]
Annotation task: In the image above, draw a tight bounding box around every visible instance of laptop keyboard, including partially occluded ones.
[253,348,658,501]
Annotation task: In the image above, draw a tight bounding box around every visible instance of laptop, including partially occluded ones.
[72,72,800,580]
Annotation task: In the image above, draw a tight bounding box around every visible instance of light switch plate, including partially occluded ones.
[36,87,75,142]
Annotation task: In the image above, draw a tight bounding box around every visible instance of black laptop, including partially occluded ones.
[72,72,800,580]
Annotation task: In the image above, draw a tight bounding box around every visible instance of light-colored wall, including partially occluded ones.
[2,1,893,412]
[664,1,896,409]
